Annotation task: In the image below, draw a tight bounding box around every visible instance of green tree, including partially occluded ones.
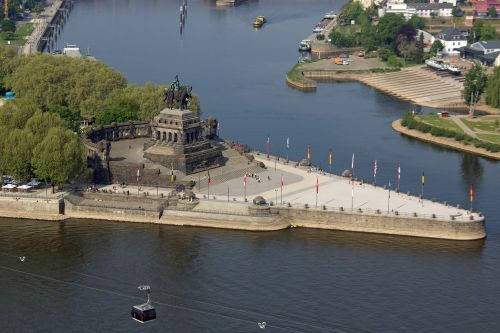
[486,66,500,108]
[0,46,16,93]
[452,6,462,17]
[415,32,424,64]
[377,13,406,45]
[25,110,64,138]
[0,19,15,32]
[32,2,44,14]
[4,54,127,118]
[480,23,496,40]
[464,64,488,117]
[1,129,35,181]
[408,14,425,30]
[32,127,86,186]
[97,97,139,125]
[429,40,444,56]
[49,104,81,132]
[488,6,497,17]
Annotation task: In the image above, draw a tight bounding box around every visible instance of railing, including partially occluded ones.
[0,191,64,200]
[193,196,479,222]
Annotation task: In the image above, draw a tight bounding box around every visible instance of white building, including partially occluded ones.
[381,2,453,18]
[436,28,468,55]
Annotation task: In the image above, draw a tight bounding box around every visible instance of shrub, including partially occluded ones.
[455,133,465,141]
[316,34,325,40]
[387,55,405,68]
[430,127,444,136]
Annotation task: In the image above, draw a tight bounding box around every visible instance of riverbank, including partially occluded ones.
[0,153,487,241]
[287,61,500,115]
[392,119,500,160]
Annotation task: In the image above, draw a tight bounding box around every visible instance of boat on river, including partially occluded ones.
[425,59,446,71]
[324,11,336,19]
[298,40,311,52]
[253,16,266,28]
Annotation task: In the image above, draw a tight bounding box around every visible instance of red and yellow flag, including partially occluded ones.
[329,148,332,166]
[470,184,474,202]
[307,145,311,160]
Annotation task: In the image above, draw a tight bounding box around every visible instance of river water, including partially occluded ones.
[1,0,499,332]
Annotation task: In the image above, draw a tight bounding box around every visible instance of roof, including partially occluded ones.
[474,40,500,50]
[409,3,453,10]
[437,28,468,41]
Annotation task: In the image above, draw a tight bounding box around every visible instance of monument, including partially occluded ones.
[143,76,224,174]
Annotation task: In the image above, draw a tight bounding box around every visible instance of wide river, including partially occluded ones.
[1,0,499,332]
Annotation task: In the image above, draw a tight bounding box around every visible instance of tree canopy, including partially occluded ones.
[486,67,500,108]
[464,64,488,117]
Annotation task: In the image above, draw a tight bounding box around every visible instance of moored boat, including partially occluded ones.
[253,16,266,28]
[324,11,336,19]
[425,59,446,71]
[298,40,311,52]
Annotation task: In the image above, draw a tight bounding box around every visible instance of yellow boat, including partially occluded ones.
[253,16,266,28]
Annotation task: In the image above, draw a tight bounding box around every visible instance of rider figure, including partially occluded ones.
[170,75,180,92]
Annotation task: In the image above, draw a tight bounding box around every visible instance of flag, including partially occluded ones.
[243,175,247,188]
[329,148,333,166]
[286,137,290,150]
[136,166,140,178]
[470,184,474,202]
[265,136,270,151]
[421,172,425,186]
[388,180,391,198]
[374,160,377,178]
[397,163,401,184]
[170,164,174,183]
[307,145,311,160]
[316,175,319,193]
[281,175,284,189]
[351,153,355,169]
[208,171,212,185]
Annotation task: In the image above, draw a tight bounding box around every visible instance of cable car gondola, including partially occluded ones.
[131,285,156,323]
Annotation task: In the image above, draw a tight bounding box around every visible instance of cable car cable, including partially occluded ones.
[0,264,314,333]
[0,250,368,333]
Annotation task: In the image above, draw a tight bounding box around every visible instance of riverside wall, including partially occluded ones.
[0,193,486,240]
[278,207,486,241]
[0,195,63,220]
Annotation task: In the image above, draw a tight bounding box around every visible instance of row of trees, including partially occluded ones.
[0,101,87,185]
[0,46,202,186]
[330,3,428,66]
[1,50,200,126]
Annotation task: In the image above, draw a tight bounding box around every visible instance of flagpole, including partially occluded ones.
[316,175,318,208]
[280,173,283,205]
[421,172,424,207]
[397,163,400,192]
[387,181,391,213]
[227,185,229,202]
[351,178,354,211]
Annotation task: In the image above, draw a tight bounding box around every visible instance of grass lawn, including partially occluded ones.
[416,114,464,133]
[462,118,500,132]
[287,63,315,85]
[478,133,500,144]
[0,23,34,46]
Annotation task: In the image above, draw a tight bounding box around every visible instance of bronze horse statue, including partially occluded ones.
[163,85,192,110]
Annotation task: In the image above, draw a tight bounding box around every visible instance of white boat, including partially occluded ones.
[62,44,83,58]
[312,26,324,33]
[425,59,446,71]
[446,64,461,75]
[324,11,336,19]
[298,40,311,52]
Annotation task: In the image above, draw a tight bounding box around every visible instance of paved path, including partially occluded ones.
[451,115,478,138]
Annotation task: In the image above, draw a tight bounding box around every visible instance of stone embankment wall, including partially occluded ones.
[286,75,317,92]
[278,207,486,241]
[0,192,486,241]
[0,195,63,220]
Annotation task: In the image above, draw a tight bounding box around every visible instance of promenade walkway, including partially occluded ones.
[21,0,63,55]
[451,115,478,139]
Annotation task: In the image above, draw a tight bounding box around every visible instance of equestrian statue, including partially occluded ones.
[163,75,192,110]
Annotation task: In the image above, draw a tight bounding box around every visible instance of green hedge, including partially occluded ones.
[401,112,500,153]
